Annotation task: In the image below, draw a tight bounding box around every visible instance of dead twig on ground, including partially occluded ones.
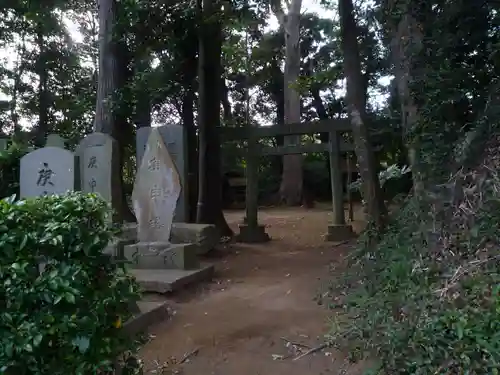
[293,342,331,361]
[179,348,200,364]
[280,337,312,349]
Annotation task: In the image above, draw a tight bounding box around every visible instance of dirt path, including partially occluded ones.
[139,206,366,375]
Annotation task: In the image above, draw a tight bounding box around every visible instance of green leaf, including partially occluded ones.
[19,234,28,250]
[72,336,90,354]
[65,292,76,304]
[33,334,43,347]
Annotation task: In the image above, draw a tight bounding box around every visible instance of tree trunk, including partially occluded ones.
[95,0,119,136]
[385,0,424,197]
[196,0,233,236]
[34,23,49,147]
[221,78,233,124]
[180,33,198,222]
[272,0,303,206]
[339,0,386,229]
[134,58,152,129]
[95,0,126,222]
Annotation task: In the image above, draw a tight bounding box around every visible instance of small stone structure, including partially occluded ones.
[125,128,213,292]
[19,146,77,198]
[136,125,188,222]
[45,134,66,148]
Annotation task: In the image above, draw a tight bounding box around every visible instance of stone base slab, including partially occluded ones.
[121,222,219,255]
[103,239,135,258]
[236,224,270,243]
[131,264,215,293]
[123,242,199,270]
[170,223,219,255]
[325,224,355,242]
[123,299,170,336]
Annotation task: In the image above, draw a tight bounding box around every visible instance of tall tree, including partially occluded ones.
[339,0,386,229]
[197,0,233,236]
[272,0,303,206]
[95,0,125,221]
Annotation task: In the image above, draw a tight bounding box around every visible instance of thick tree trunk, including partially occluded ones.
[95,0,119,136]
[134,58,152,129]
[95,0,126,221]
[268,59,285,170]
[34,24,49,147]
[197,0,233,236]
[339,0,386,229]
[385,0,424,197]
[272,0,303,206]
[180,35,198,222]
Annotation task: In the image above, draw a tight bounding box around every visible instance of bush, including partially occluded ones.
[0,192,141,374]
[328,170,500,374]
[0,141,30,199]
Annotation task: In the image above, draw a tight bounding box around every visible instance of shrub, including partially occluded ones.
[328,167,500,374]
[0,192,141,374]
[0,141,30,199]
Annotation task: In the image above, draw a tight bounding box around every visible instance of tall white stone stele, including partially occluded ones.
[132,127,181,243]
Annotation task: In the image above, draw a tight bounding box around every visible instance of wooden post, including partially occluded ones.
[329,131,345,225]
[326,131,354,241]
[346,152,354,222]
[246,130,258,229]
[236,128,270,243]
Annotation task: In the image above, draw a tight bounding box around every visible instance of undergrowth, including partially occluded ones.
[328,157,500,374]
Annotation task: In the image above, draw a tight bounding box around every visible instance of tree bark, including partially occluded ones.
[196,0,233,236]
[385,0,424,197]
[180,33,198,222]
[34,22,49,147]
[272,0,304,206]
[95,0,127,222]
[339,0,386,229]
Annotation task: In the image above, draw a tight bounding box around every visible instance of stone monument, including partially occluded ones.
[75,132,121,214]
[20,147,77,198]
[45,134,66,148]
[75,132,130,258]
[136,125,188,222]
[124,127,198,270]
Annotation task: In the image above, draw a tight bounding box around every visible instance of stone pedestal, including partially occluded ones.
[121,222,220,255]
[123,242,199,270]
[325,224,355,242]
[103,239,136,258]
[236,224,270,243]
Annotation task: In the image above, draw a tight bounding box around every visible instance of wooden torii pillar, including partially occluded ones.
[326,131,354,241]
[236,128,270,243]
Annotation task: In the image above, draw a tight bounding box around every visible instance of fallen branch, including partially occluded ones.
[280,336,312,349]
[293,342,330,361]
[179,347,200,364]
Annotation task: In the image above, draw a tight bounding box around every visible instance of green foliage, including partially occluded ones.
[349,164,410,192]
[328,175,500,374]
[0,141,29,199]
[0,192,141,374]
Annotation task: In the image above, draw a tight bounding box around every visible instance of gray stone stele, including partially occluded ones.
[45,134,66,148]
[132,127,181,243]
[20,147,76,198]
[75,132,122,221]
[136,125,188,222]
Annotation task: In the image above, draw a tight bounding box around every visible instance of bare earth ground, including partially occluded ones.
[139,204,367,375]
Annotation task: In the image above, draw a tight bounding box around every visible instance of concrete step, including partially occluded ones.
[131,264,215,294]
